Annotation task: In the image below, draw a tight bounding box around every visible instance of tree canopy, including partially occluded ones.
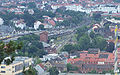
[16,34,46,57]
[0,41,22,65]
[49,67,59,75]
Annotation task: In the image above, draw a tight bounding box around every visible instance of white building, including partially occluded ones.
[34,21,42,30]
[15,23,26,29]
[43,54,58,61]
[0,57,32,75]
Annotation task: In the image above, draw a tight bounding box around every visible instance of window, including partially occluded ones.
[15,64,23,72]
[1,66,5,68]
[1,71,5,73]
[12,66,14,68]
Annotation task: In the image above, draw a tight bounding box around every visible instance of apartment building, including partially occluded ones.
[0,57,32,75]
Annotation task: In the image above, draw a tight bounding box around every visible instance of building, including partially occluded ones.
[40,31,48,43]
[0,57,32,75]
[34,64,46,75]
[67,49,120,73]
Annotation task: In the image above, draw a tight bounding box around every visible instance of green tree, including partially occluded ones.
[49,67,59,75]
[34,57,42,65]
[23,66,37,75]
[114,0,120,3]
[88,70,97,74]
[76,26,89,40]
[39,25,45,30]
[106,42,114,52]
[102,70,114,74]
[28,2,36,8]
[67,63,72,72]
[66,63,78,72]
[17,34,46,57]
[89,31,95,39]
[62,44,75,53]
[92,13,102,22]
[0,41,23,65]
[78,34,90,50]
[94,36,107,50]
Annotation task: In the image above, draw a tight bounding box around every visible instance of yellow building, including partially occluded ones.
[0,57,32,75]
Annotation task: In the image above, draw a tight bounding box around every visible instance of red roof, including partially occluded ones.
[107,40,120,43]
[49,20,56,26]
[56,17,64,21]
[45,19,56,26]
[39,64,45,70]
[67,50,117,64]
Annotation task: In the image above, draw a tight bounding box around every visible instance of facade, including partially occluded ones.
[40,31,48,43]
[0,57,32,75]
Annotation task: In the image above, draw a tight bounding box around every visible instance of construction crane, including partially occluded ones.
[114,25,119,75]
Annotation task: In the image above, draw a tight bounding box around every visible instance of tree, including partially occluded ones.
[102,70,114,74]
[49,67,59,75]
[34,57,42,65]
[62,44,75,53]
[39,25,45,30]
[114,0,120,3]
[92,13,102,22]
[66,63,78,72]
[0,41,23,65]
[78,34,90,50]
[74,0,79,2]
[23,66,37,75]
[88,70,97,74]
[67,63,72,72]
[106,42,114,52]
[17,34,46,57]
[76,26,89,40]
[94,36,107,50]
[28,2,36,8]
[89,31,95,39]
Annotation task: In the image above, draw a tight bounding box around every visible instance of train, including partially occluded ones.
[0,35,11,40]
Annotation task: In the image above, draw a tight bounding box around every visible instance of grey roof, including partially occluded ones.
[42,42,50,48]
[88,48,100,54]
[99,54,108,58]
[34,65,45,75]
[0,25,14,33]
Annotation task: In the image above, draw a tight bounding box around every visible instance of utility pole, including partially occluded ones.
[114,25,119,75]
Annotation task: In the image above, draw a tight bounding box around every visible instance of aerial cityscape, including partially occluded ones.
[0,0,120,75]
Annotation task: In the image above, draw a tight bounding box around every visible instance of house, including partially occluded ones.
[34,64,46,75]
[54,17,64,22]
[49,58,67,72]
[41,23,53,29]
[44,19,56,26]
[44,61,52,69]
[45,47,57,54]
[34,21,42,30]
[11,19,26,29]
[43,53,58,61]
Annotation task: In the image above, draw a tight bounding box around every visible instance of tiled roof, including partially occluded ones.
[67,50,119,64]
